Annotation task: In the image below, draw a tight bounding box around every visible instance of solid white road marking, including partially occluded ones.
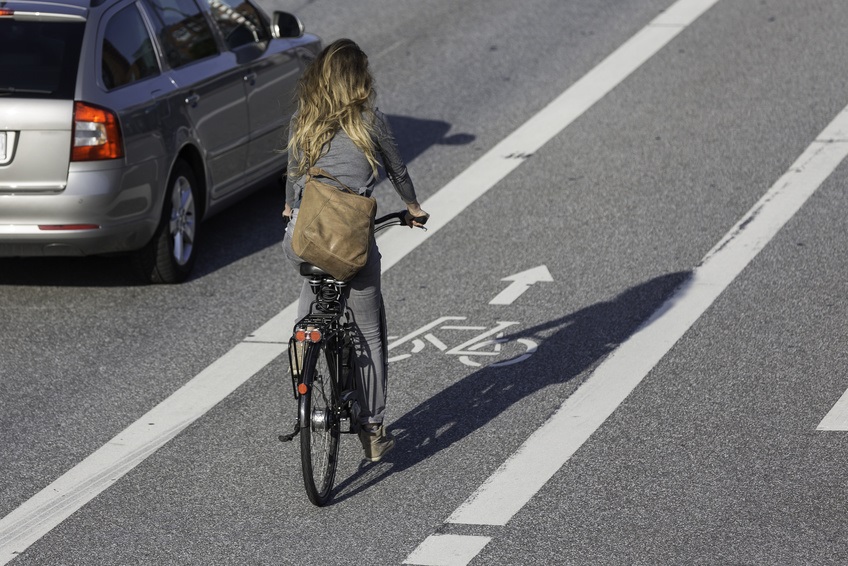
[445,101,848,527]
[489,265,553,305]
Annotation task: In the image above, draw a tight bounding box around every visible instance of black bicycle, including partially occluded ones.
[279,210,426,506]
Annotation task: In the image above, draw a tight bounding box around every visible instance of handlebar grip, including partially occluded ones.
[375,211,406,225]
[373,210,429,232]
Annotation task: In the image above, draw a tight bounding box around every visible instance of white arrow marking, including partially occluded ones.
[489,265,553,305]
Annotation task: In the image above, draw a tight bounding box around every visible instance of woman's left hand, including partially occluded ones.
[405,202,429,228]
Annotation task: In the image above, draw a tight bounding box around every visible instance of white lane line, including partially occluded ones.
[0,0,723,561]
[818,389,848,430]
[0,342,284,562]
[445,100,848,527]
[375,0,721,285]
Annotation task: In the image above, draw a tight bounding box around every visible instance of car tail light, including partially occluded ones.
[0,8,14,16]
[72,102,124,161]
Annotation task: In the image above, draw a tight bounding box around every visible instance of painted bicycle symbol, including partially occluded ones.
[387,316,537,368]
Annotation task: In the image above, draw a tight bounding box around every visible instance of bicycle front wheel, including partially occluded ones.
[299,341,340,506]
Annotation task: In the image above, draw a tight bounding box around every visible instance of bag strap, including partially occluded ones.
[308,167,356,194]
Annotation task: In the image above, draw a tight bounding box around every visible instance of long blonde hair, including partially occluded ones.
[287,39,379,178]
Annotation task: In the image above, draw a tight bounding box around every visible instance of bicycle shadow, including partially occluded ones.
[329,270,690,503]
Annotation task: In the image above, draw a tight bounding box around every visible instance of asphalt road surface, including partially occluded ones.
[3,0,848,564]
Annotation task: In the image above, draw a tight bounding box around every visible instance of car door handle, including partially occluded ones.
[185,93,200,107]
[243,72,257,86]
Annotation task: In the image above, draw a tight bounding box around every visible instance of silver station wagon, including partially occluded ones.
[0,0,320,282]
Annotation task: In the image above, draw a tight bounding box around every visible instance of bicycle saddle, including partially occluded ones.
[300,263,330,277]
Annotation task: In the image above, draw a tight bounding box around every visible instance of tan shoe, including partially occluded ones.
[358,424,396,462]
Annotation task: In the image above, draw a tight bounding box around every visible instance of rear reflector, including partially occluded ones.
[0,9,14,16]
[38,224,100,231]
[72,102,123,161]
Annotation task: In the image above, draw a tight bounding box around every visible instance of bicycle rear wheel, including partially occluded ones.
[299,341,340,506]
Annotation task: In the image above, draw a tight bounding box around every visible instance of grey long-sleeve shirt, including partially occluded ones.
[284,109,417,209]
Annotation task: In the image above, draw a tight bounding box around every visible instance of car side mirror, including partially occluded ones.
[272,12,304,39]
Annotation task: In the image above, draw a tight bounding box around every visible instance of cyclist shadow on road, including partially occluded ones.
[331,270,690,503]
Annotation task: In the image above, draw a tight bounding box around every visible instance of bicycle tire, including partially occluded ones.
[299,341,340,506]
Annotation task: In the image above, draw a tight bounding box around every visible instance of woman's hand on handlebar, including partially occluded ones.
[404,202,430,229]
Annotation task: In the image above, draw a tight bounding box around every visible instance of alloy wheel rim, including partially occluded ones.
[169,176,195,266]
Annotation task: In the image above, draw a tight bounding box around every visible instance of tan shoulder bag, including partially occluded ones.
[291,167,377,281]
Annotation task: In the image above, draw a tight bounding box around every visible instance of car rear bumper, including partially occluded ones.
[0,165,161,257]
[0,223,154,256]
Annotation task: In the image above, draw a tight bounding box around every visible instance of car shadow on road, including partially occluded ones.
[0,115,473,287]
[329,270,691,504]
[0,181,286,287]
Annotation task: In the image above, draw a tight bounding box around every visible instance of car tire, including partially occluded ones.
[132,159,200,284]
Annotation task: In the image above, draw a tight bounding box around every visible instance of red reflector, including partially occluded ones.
[297,383,308,395]
[38,224,100,231]
[0,8,14,16]
[72,102,124,161]
[294,328,322,342]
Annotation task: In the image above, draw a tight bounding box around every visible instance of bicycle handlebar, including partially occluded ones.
[374,211,429,232]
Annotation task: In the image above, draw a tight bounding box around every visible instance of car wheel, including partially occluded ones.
[133,160,199,284]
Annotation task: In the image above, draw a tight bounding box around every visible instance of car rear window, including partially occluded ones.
[0,21,84,99]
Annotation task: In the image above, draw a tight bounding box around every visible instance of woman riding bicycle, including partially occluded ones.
[282,39,429,462]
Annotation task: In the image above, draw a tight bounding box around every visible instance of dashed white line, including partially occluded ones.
[403,535,491,566]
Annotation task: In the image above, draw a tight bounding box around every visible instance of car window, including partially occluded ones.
[143,0,218,68]
[101,5,159,90]
[204,0,269,50]
[0,21,84,99]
